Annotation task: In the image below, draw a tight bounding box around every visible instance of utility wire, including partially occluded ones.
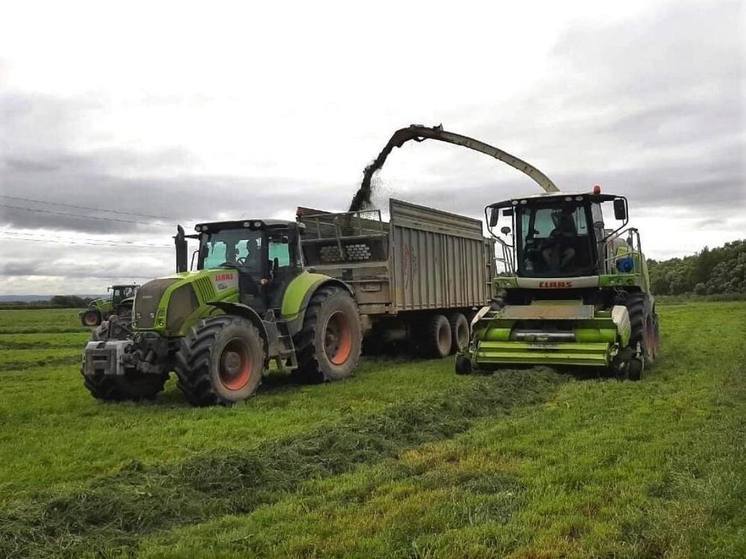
[0,194,173,221]
[4,231,172,249]
[0,203,172,227]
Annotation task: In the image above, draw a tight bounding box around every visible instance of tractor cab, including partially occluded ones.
[486,189,630,279]
[182,219,304,314]
[110,284,138,305]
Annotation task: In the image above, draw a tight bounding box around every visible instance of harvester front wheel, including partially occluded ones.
[81,310,101,327]
[624,292,658,380]
[448,312,470,354]
[294,286,362,383]
[176,316,264,406]
[424,314,452,358]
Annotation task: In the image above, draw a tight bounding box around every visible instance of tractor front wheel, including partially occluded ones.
[82,368,168,401]
[176,316,265,406]
[294,286,362,383]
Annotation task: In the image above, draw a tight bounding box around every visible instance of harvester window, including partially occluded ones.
[518,204,594,276]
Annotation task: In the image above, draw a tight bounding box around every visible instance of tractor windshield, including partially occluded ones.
[199,229,264,274]
[112,286,136,303]
[517,203,595,277]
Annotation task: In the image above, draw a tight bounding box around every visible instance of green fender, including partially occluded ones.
[281,271,353,335]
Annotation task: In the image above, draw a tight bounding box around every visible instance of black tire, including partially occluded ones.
[81,367,167,401]
[448,312,470,354]
[624,292,658,380]
[455,354,472,375]
[176,316,265,406]
[81,309,101,327]
[424,314,452,358]
[293,286,362,383]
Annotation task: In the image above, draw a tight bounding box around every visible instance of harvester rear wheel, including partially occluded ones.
[81,310,101,327]
[176,316,264,406]
[448,312,470,354]
[424,314,452,358]
[293,286,362,383]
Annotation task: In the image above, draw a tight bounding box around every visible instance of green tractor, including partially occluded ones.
[456,186,660,380]
[79,284,139,327]
[82,220,362,405]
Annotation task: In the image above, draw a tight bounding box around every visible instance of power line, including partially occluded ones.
[4,231,172,249]
[0,203,172,227]
[0,194,174,221]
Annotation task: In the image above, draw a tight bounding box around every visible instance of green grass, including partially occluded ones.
[0,302,743,558]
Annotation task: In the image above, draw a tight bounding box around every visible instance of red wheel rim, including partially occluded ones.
[218,339,252,390]
[83,312,98,326]
[325,311,352,365]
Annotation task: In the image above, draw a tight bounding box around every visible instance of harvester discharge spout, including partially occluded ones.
[350,124,559,212]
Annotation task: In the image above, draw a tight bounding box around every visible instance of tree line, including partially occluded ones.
[647,239,746,295]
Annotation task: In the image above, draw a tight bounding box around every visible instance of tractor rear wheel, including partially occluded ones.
[176,316,264,406]
[423,314,452,358]
[81,367,167,401]
[81,310,101,327]
[293,286,362,383]
[448,312,470,354]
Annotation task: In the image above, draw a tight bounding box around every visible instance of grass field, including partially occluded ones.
[0,302,744,558]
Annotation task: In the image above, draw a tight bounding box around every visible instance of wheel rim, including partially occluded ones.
[325,311,352,365]
[438,322,450,352]
[83,312,98,326]
[456,322,469,350]
[218,338,252,390]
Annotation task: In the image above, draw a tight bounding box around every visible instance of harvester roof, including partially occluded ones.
[487,190,623,209]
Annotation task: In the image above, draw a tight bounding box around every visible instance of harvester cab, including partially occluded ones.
[457,186,659,380]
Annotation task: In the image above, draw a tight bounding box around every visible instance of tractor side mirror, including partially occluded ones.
[175,225,188,273]
[613,198,627,221]
[500,226,511,236]
[488,207,499,227]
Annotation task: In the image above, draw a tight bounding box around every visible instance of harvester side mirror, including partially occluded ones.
[500,226,511,236]
[175,225,188,273]
[613,199,627,221]
[489,207,499,227]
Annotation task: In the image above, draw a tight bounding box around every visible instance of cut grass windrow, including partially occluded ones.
[0,355,81,373]
[0,368,565,558]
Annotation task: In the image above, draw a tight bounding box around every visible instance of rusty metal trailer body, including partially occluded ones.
[299,198,494,356]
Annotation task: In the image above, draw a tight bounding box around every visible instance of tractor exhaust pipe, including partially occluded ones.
[175,225,188,273]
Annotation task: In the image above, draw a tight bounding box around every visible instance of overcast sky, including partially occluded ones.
[1,0,744,295]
